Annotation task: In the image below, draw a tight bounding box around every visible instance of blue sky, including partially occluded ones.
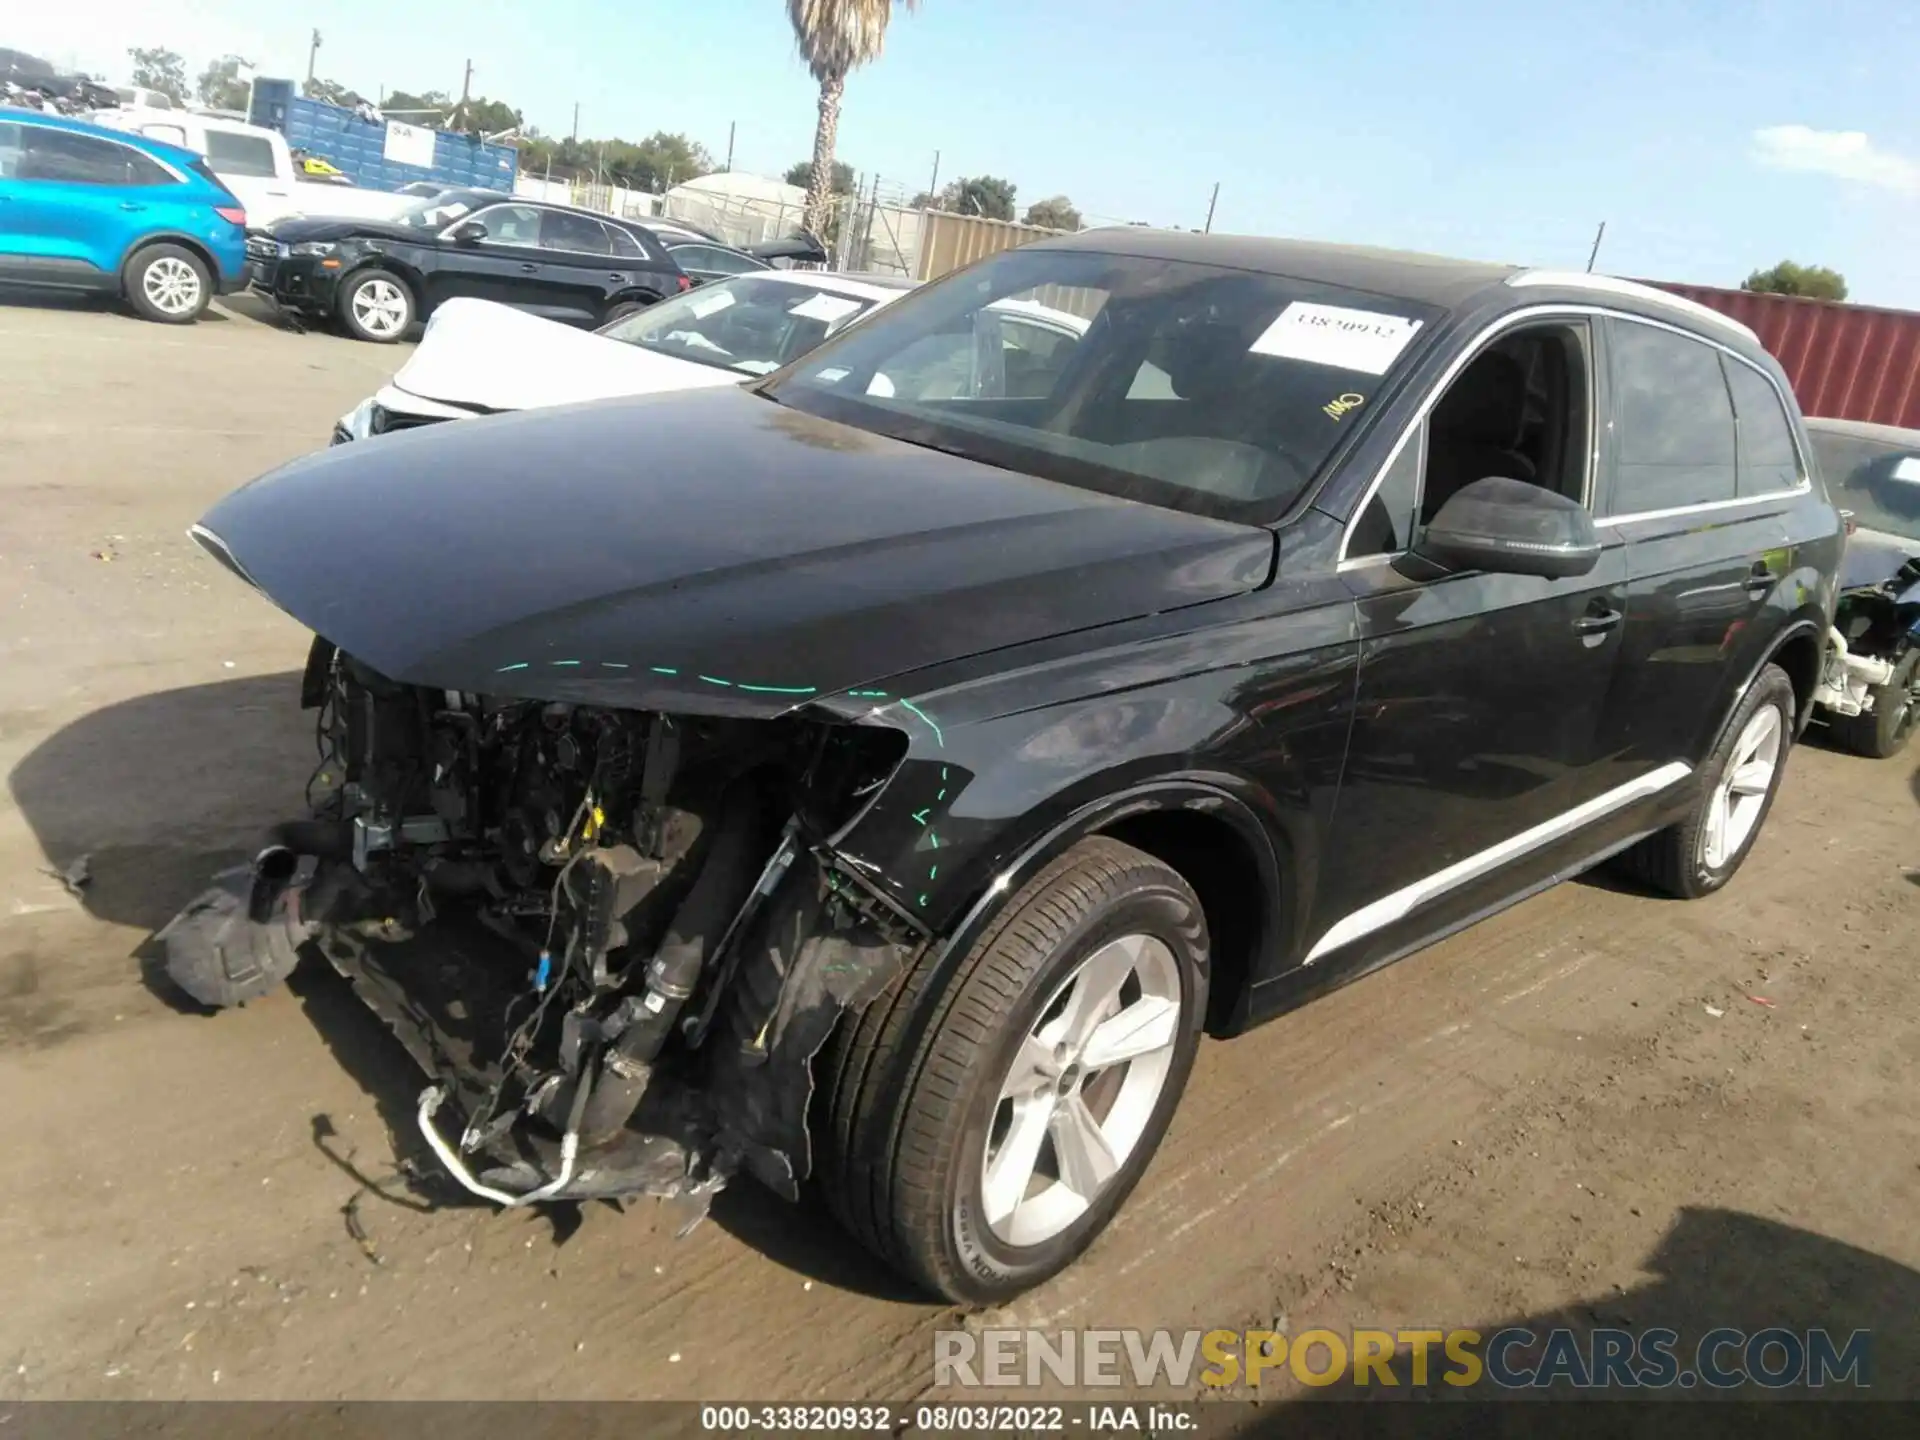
[19,0,1920,304]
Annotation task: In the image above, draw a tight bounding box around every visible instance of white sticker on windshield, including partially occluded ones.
[815,367,850,384]
[1248,302,1423,375]
[789,292,864,325]
[687,289,737,318]
[1892,457,1920,484]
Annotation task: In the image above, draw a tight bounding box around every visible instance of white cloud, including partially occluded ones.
[1752,125,1920,196]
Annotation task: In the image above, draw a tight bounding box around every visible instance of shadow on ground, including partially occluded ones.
[1235,1208,1918,1435]
[6,673,926,1301]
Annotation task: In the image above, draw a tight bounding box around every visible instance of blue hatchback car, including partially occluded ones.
[0,107,248,323]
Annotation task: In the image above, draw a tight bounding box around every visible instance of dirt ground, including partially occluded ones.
[1,293,1916,1411]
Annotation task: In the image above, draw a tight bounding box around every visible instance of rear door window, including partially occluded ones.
[1605,319,1737,515]
[203,129,278,178]
[1723,360,1803,496]
[538,209,614,256]
[20,128,152,185]
[0,122,20,179]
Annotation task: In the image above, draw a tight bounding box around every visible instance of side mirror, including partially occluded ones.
[448,220,487,245]
[1413,476,1602,580]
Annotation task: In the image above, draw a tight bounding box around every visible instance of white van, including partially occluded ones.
[91,108,420,229]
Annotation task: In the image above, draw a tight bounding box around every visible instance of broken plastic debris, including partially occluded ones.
[1703,1005,1725,1018]
[1748,995,1776,1009]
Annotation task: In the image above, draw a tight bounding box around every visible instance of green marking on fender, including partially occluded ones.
[698,675,732,687]
[551,660,581,667]
[735,682,818,695]
[495,662,530,673]
[911,809,930,825]
[899,699,943,746]
[651,666,679,675]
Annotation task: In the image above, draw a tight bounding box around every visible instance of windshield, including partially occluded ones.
[396,193,478,231]
[1808,427,1920,541]
[597,276,883,376]
[761,245,1443,522]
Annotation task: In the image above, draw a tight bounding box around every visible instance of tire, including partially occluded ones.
[601,296,656,327]
[337,268,415,343]
[1617,663,1797,899]
[814,836,1209,1304]
[123,243,211,324]
[1828,648,1919,759]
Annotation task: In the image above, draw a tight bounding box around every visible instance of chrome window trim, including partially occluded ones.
[1301,761,1693,964]
[1506,270,1761,344]
[1335,303,1812,567]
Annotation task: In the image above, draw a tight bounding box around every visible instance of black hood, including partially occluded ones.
[195,386,1274,716]
[267,215,422,244]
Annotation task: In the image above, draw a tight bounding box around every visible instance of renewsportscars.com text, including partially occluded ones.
[934,1326,1872,1390]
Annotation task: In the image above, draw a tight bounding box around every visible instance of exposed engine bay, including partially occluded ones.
[160,638,924,1218]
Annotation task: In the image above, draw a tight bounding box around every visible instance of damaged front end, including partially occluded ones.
[162,639,926,1217]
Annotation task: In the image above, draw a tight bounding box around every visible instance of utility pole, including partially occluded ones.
[305,29,322,86]
[570,102,579,143]
[927,150,939,203]
[1203,182,1220,234]
[725,121,735,172]
[1586,220,1607,272]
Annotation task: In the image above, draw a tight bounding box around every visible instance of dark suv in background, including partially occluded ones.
[174,233,1843,1305]
[246,188,688,341]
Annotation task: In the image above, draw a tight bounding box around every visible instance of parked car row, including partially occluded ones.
[2,102,828,333]
[166,231,1915,1316]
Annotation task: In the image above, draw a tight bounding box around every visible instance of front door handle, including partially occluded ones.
[518,261,539,273]
[1574,605,1623,636]
[119,201,146,211]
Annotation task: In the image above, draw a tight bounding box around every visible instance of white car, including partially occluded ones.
[90,108,423,228]
[332,272,1093,443]
[332,270,918,441]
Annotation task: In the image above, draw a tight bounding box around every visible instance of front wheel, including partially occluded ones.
[124,244,211,324]
[338,268,415,343]
[814,837,1209,1304]
[1829,648,1919,759]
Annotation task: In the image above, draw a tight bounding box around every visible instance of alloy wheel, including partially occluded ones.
[352,279,409,338]
[1701,703,1782,868]
[143,256,202,316]
[980,932,1183,1247]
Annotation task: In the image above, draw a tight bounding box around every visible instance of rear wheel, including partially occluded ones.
[124,244,211,324]
[1617,663,1795,899]
[814,837,1208,1304]
[1829,649,1919,759]
[338,268,414,343]
[601,295,657,327]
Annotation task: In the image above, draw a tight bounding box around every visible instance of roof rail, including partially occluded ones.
[1506,271,1760,343]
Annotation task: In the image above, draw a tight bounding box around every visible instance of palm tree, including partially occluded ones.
[787,0,917,236]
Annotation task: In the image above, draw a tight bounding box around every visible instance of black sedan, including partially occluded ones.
[246,188,689,342]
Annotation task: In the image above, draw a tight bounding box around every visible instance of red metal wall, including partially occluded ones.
[1641,281,1920,430]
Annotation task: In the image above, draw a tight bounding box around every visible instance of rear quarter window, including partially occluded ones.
[1723,360,1803,496]
[203,130,279,178]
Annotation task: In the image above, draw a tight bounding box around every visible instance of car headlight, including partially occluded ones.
[335,398,376,444]
[290,241,338,257]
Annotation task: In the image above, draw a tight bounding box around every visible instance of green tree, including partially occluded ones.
[380,89,451,121]
[785,159,856,195]
[787,0,920,234]
[1022,195,1081,231]
[1743,260,1848,302]
[304,77,368,109]
[195,55,253,112]
[948,174,1016,221]
[126,46,188,104]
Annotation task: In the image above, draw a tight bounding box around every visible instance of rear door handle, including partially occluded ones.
[1574,605,1623,635]
[1746,563,1777,596]
[119,201,146,211]
[518,262,539,273]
